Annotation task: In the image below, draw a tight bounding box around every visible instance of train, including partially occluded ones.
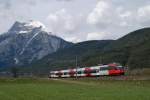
[49,63,125,78]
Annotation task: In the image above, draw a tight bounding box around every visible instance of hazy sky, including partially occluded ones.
[0,0,150,42]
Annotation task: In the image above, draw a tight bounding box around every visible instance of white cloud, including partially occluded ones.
[86,0,127,29]
[64,36,81,43]
[86,0,150,40]
[46,9,76,34]
[137,5,150,26]
[1,0,150,43]
[87,0,112,28]
[86,32,110,40]
[119,11,132,19]
[138,5,150,17]
[46,8,87,43]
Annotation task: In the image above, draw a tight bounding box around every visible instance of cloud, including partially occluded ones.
[56,0,73,2]
[87,0,112,29]
[64,36,81,43]
[86,0,125,29]
[46,8,85,36]
[86,32,110,40]
[137,5,150,26]
[0,0,12,9]
[46,9,76,33]
[1,0,150,43]
[86,0,150,40]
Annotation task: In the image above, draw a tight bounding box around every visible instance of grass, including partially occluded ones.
[0,78,149,100]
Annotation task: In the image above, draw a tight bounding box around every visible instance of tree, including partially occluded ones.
[11,67,19,78]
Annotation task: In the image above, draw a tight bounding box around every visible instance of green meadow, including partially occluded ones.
[0,78,149,100]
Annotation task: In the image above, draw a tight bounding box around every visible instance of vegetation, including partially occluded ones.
[25,27,150,74]
[0,28,149,75]
[0,78,149,100]
[10,66,19,78]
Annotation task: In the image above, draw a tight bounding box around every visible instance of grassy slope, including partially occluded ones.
[0,78,150,100]
[28,28,150,73]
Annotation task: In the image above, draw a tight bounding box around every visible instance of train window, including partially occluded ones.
[77,71,82,74]
[90,69,98,73]
[56,72,62,76]
[69,71,75,75]
[84,69,98,74]
[108,67,116,70]
[84,70,90,74]
[116,67,124,70]
[100,67,108,70]
[64,72,68,75]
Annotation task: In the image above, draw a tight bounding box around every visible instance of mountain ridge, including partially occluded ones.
[29,27,150,73]
[0,21,149,74]
[0,21,73,67]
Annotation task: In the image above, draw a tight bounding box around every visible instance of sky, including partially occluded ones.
[0,0,150,42]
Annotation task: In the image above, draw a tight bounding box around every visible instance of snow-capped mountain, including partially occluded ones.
[8,20,47,34]
[0,20,73,67]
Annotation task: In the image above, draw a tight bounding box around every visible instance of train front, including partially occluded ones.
[107,63,125,75]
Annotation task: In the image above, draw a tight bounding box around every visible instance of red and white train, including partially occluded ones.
[49,63,125,78]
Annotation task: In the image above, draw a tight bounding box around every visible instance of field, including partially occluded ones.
[0,78,150,100]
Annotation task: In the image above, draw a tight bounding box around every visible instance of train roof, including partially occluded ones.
[50,63,123,72]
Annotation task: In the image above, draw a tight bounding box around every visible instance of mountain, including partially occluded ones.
[101,28,150,69]
[30,28,150,73]
[29,40,113,72]
[0,20,73,67]
[0,21,149,74]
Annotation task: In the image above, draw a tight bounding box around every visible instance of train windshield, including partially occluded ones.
[100,66,124,70]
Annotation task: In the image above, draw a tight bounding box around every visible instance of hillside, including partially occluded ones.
[102,28,150,69]
[26,40,112,73]
[28,28,150,73]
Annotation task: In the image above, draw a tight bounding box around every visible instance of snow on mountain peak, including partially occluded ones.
[24,20,46,30]
[8,20,50,35]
